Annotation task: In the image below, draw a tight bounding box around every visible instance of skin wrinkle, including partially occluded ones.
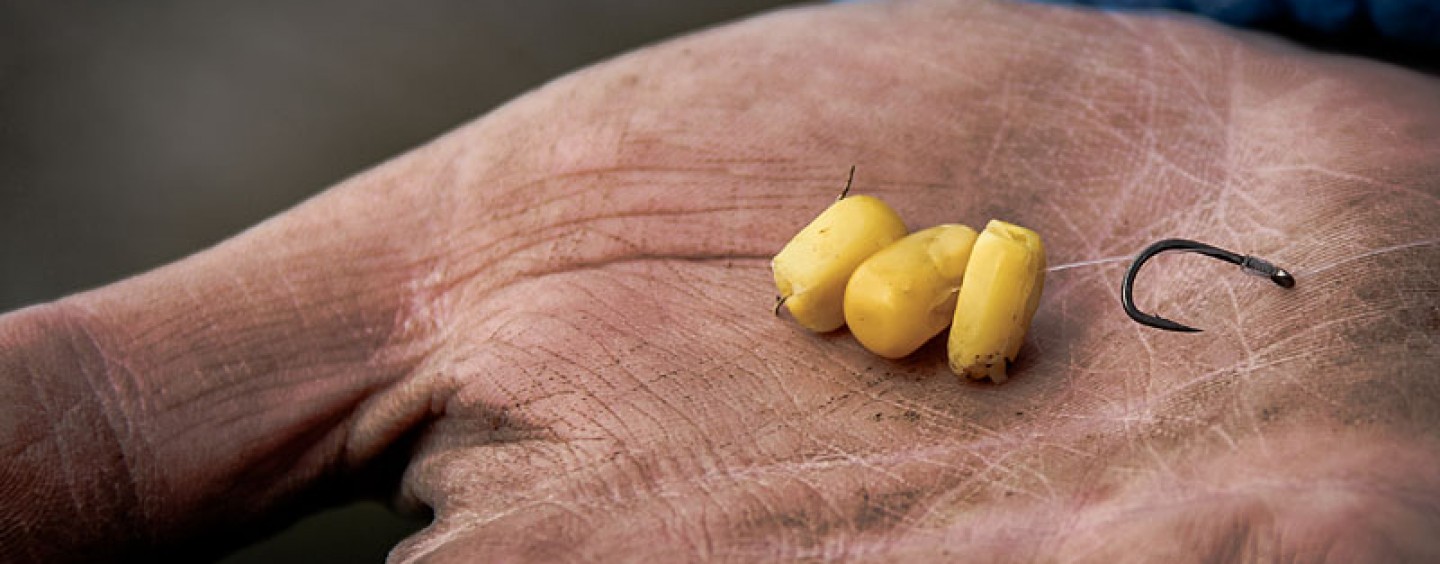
[433,204,782,311]
[417,302,944,558]
[17,124,449,558]
[365,247,771,471]
[0,307,159,559]
[1066,452,1440,560]
[25,352,87,533]
[49,303,157,527]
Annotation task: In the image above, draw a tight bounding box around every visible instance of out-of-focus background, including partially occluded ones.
[0,1,797,561]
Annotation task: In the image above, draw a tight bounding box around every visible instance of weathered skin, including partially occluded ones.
[2,1,1439,561]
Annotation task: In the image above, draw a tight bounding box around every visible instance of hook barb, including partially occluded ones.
[1121,238,1296,333]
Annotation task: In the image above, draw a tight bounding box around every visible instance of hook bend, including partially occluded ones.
[1121,238,1295,333]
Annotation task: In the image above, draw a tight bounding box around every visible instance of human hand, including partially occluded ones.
[3,1,1437,561]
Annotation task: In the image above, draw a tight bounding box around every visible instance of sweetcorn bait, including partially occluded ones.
[947,220,1046,383]
[843,224,979,359]
[772,195,908,332]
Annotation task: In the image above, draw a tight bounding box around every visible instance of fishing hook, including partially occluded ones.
[1121,238,1295,332]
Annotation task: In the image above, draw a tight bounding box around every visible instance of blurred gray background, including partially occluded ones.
[0,1,798,561]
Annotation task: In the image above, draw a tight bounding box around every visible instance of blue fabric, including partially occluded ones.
[1367,0,1440,47]
[1029,0,1440,53]
[1290,0,1360,32]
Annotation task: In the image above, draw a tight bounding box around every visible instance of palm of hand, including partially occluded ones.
[327,2,1440,560]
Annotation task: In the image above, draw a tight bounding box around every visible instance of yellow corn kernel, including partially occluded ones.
[773,195,907,332]
[947,220,1046,383]
[844,224,979,358]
